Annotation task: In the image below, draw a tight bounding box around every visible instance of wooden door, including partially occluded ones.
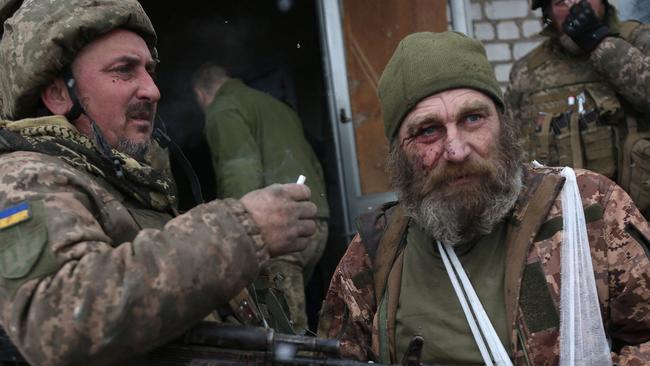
[342,0,448,194]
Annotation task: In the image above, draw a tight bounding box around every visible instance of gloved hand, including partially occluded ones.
[562,0,611,53]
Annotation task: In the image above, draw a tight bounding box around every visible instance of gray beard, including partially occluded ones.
[410,167,522,246]
[116,137,150,163]
[387,117,524,246]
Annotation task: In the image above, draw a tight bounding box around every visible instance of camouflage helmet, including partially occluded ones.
[0,0,157,120]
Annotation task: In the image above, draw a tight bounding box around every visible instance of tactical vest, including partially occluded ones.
[356,170,567,365]
[520,21,650,215]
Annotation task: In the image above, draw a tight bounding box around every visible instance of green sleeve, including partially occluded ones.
[204,107,264,199]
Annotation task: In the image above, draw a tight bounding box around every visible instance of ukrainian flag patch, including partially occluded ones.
[0,202,32,230]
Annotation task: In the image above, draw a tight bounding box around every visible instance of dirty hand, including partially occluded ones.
[240,183,317,257]
[562,0,611,53]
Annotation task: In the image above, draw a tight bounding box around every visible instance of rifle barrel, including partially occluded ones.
[185,322,340,355]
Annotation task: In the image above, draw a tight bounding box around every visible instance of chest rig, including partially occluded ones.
[520,21,650,215]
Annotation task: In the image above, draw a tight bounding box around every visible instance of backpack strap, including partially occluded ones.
[356,202,410,306]
[504,170,565,345]
[373,207,409,307]
[356,201,409,363]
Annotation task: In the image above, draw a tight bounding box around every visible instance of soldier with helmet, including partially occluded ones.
[505,0,650,217]
[0,0,317,365]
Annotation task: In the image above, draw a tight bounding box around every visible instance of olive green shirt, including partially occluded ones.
[205,79,329,218]
[395,220,510,365]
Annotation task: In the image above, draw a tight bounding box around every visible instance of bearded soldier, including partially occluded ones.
[0,0,317,365]
[505,0,650,217]
[318,31,650,365]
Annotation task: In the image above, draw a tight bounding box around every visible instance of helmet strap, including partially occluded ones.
[62,66,84,121]
[61,66,124,178]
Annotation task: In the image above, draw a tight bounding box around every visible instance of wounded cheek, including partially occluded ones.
[418,146,441,169]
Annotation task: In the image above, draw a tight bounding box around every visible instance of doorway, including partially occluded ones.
[139,0,344,332]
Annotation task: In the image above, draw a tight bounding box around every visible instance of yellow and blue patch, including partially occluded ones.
[0,202,32,230]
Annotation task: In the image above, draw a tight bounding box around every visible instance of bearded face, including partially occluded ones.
[387,89,523,246]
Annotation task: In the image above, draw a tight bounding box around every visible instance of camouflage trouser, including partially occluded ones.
[263,218,328,333]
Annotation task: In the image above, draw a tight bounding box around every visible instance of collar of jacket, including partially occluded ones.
[212,78,245,101]
[1,115,177,213]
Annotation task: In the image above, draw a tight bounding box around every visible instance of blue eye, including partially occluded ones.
[466,114,482,123]
[422,126,437,135]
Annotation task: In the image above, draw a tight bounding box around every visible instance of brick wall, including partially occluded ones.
[469,0,544,89]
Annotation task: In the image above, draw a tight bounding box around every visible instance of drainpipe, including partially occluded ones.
[449,0,474,37]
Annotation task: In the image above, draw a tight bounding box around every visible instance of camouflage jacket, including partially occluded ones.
[0,116,269,366]
[318,165,650,365]
[505,10,650,217]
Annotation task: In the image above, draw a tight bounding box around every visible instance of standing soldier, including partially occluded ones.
[505,0,650,216]
[0,0,317,365]
[192,63,330,334]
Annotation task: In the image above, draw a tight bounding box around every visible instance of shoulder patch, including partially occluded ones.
[0,201,49,280]
[0,201,31,230]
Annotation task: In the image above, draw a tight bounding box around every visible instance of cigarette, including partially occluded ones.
[296,175,306,185]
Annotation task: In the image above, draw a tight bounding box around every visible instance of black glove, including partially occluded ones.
[562,0,611,53]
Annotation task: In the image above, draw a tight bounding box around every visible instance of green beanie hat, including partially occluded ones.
[378,31,504,140]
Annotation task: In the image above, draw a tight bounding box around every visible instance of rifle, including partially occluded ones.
[149,321,434,366]
[0,321,434,365]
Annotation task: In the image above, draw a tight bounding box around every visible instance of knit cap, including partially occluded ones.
[378,31,503,140]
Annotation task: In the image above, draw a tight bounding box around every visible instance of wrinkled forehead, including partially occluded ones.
[402,88,498,123]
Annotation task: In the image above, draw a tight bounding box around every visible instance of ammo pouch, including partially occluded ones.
[620,116,650,216]
[529,86,619,179]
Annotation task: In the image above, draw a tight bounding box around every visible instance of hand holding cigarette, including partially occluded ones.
[240,178,316,257]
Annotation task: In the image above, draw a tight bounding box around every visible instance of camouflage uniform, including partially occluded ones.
[318,165,650,365]
[505,6,650,216]
[0,1,271,365]
[0,117,269,366]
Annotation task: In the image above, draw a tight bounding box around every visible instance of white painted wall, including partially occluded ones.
[615,0,650,23]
